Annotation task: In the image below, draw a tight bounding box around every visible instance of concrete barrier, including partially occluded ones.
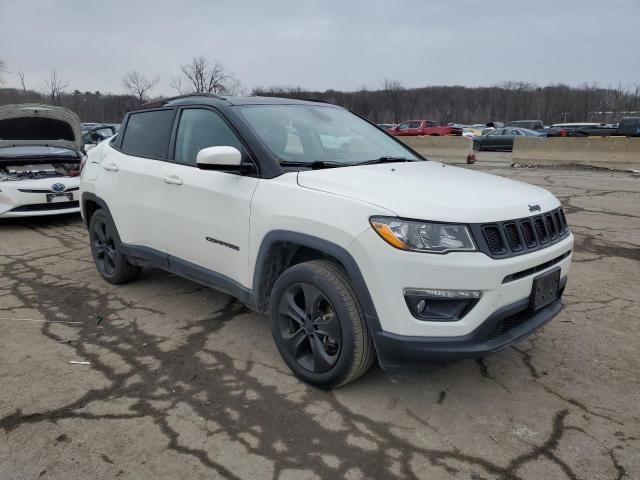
[513,137,640,170]
[398,136,472,163]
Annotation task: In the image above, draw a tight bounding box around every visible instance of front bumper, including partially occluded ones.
[0,178,80,218]
[348,227,573,369]
[374,280,566,370]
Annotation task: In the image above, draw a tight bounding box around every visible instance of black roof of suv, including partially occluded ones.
[142,94,332,110]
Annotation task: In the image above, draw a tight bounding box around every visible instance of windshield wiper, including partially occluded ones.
[280,160,347,169]
[355,156,416,166]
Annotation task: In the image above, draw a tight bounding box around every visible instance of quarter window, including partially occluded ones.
[120,110,174,159]
[174,109,244,166]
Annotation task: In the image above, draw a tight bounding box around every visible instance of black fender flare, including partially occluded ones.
[251,230,383,336]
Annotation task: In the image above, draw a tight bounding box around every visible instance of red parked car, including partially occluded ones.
[387,120,462,136]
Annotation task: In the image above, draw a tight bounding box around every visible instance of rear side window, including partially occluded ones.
[120,109,174,159]
[174,109,244,165]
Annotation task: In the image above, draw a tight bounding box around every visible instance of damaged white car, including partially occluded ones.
[0,104,83,217]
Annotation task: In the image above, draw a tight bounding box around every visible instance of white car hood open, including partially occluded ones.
[0,104,82,151]
[297,161,559,223]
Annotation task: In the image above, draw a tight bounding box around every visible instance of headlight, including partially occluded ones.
[370,216,476,253]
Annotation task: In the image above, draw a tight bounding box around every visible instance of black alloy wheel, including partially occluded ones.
[277,282,342,373]
[91,217,117,276]
[88,209,141,284]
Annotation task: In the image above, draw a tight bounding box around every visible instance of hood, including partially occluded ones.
[297,161,559,223]
[0,104,82,151]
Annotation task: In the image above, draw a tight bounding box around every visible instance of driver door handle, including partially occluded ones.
[102,162,119,172]
[163,175,183,185]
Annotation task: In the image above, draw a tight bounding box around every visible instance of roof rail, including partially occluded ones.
[140,93,226,109]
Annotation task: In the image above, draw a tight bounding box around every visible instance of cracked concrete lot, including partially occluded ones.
[1,163,639,480]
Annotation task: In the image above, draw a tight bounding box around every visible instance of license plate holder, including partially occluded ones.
[530,267,561,311]
[46,193,73,203]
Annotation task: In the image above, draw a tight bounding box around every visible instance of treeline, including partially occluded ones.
[0,57,242,123]
[1,66,639,125]
[0,87,141,123]
[252,81,640,125]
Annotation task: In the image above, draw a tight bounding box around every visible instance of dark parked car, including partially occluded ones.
[505,120,545,130]
[473,127,546,152]
[543,118,640,137]
[81,124,118,147]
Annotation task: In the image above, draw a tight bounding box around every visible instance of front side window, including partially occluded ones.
[408,121,422,128]
[237,105,420,165]
[120,109,174,159]
[174,109,244,166]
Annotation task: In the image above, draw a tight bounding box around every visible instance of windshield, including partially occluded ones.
[0,146,79,158]
[237,105,420,165]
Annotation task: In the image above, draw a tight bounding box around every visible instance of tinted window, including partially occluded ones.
[408,121,422,128]
[397,122,411,130]
[121,109,174,159]
[174,109,244,166]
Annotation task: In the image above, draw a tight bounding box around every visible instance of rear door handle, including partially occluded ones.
[102,162,119,172]
[163,175,183,185]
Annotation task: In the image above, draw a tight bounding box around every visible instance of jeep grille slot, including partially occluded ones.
[477,207,569,258]
[534,217,549,244]
[503,223,523,252]
[519,220,537,248]
[482,225,506,255]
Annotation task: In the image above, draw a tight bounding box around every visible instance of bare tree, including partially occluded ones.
[169,76,185,95]
[171,57,237,95]
[123,71,159,102]
[17,71,27,94]
[0,60,7,85]
[43,69,69,104]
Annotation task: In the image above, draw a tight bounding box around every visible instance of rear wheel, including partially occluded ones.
[89,209,141,284]
[270,260,375,388]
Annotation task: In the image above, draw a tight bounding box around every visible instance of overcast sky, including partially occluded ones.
[1,0,638,95]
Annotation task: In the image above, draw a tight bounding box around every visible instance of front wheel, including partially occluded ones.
[270,260,376,388]
[89,209,141,284]
[473,140,481,151]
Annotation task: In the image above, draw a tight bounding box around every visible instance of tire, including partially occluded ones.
[270,260,376,388]
[88,209,141,285]
[472,140,481,151]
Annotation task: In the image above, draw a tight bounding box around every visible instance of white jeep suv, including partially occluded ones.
[80,95,573,388]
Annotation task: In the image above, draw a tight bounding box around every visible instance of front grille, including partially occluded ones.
[17,187,79,193]
[10,201,79,212]
[476,207,569,258]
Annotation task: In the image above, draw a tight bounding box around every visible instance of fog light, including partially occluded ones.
[404,288,482,321]
[404,288,482,299]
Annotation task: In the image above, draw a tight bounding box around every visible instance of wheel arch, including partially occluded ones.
[251,231,380,327]
[81,192,113,229]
